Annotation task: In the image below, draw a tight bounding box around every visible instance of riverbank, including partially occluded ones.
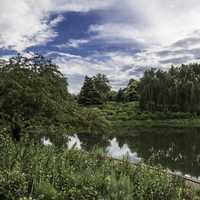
[0,132,199,200]
[99,102,200,135]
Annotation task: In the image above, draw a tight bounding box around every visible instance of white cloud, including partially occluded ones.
[85,0,200,78]
[49,51,145,93]
[0,0,114,51]
[2,0,200,92]
[55,39,89,49]
[88,0,200,65]
[48,0,115,12]
[108,0,200,46]
[89,24,147,45]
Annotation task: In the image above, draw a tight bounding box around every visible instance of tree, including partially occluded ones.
[124,79,139,102]
[78,76,102,106]
[0,54,72,142]
[78,74,111,106]
[138,64,200,113]
[93,73,111,102]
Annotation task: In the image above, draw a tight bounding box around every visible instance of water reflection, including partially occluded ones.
[41,137,52,146]
[68,134,82,150]
[115,128,200,177]
[42,128,200,178]
[106,138,141,163]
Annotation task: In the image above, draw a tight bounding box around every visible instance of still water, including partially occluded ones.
[43,128,200,179]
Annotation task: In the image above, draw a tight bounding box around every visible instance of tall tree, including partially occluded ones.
[139,64,200,113]
[93,73,111,102]
[78,74,111,106]
[78,76,102,106]
[0,54,71,141]
[124,79,139,102]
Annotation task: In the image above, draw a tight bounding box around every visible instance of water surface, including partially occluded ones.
[43,128,200,179]
[69,128,200,178]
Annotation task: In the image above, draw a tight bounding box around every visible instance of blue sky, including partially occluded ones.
[1,0,200,93]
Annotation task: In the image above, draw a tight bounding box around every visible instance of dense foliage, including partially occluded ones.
[0,54,110,143]
[78,74,111,106]
[139,64,200,113]
[113,79,139,103]
[0,132,196,200]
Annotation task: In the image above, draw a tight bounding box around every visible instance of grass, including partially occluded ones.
[100,102,200,131]
[0,131,199,200]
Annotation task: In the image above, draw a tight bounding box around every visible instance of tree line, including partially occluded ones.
[1,53,200,143]
[78,63,200,114]
[139,64,200,113]
[78,76,139,105]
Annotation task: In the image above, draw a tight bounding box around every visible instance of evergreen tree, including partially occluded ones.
[78,76,102,106]
[78,74,111,106]
[93,73,111,102]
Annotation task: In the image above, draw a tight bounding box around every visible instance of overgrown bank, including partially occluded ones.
[0,131,199,200]
[99,102,200,136]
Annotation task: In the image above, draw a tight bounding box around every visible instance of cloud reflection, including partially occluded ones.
[106,138,141,164]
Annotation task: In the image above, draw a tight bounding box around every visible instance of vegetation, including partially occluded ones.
[100,102,200,135]
[0,54,110,143]
[0,131,197,200]
[78,74,111,106]
[139,64,200,113]
[1,54,200,199]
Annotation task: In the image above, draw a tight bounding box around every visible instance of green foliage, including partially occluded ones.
[77,107,111,135]
[0,54,72,141]
[139,64,200,113]
[0,54,111,142]
[0,133,196,200]
[78,76,102,105]
[115,88,126,103]
[114,79,139,103]
[100,102,200,132]
[78,74,111,106]
[124,79,140,102]
[108,90,118,101]
[93,73,111,102]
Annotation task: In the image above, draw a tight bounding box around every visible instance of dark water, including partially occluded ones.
[43,128,200,179]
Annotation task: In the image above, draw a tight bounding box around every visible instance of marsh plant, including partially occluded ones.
[0,131,197,200]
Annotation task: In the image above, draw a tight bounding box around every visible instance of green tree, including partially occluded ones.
[124,79,139,102]
[78,76,102,106]
[0,54,111,143]
[78,74,111,106]
[0,54,73,142]
[139,64,200,113]
[93,73,111,102]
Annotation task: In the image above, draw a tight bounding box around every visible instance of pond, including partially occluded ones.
[43,128,200,179]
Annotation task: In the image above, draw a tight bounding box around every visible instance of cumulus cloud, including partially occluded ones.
[2,0,200,92]
[88,0,200,67]
[48,51,146,93]
[107,0,200,46]
[0,0,114,51]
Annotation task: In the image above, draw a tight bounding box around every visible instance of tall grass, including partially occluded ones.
[0,131,197,200]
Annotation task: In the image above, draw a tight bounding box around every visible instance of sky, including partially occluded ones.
[1,0,200,93]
